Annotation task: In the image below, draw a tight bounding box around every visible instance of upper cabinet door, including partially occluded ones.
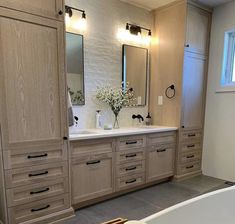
[0,8,67,150]
[0,0,64,21]
[185,5,211,55]
[181,52,207,129]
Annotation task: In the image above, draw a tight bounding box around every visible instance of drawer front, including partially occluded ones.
[147,131,176,146]
[8,194,70,224]
[116,149,145,164]
[6,178,69,207]
[71,139,114,158]
[180,141,202,153]
[72,154,113,204]
[116,173,145,191]
[117,135,146,151]
[180,151,201,164]
[179,161,201,175]
[117,160,145,177]
[180,129,202,142]
[3,145,67,169]
[5,162,68,188]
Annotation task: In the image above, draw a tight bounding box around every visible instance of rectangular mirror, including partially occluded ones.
[66,32,85,105]
[122,45,148,106]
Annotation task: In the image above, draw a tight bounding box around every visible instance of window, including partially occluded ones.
[221,30,235,87]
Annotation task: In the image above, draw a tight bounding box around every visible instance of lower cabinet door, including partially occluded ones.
[71,153,114,204]
[147,144,175,183]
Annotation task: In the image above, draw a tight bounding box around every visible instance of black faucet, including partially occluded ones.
[132,114,144,122]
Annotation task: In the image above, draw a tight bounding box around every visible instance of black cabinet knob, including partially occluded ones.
[58,10,63,15]
[185,44,190,47]
[63,136,68,140]
[181,126,185,129]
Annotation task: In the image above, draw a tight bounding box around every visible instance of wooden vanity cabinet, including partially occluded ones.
[0,0,64,21]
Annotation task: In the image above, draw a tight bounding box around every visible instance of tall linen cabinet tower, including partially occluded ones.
[150,0,212,180]
[0,1,74,224]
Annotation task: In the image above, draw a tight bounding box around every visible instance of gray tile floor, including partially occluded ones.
[64,175,228,224]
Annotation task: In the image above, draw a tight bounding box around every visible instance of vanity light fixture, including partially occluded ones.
[126,23,152,37]
[65,5,87,30]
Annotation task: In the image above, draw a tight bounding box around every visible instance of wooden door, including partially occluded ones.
[146,145,175,183]
[0,0,64,21]
[181,52,207,129]
[185,4,211,55]
[0,8,67,151]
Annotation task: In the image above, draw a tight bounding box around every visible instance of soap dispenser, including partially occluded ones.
[145,112,152,126]
[96,110,102,129]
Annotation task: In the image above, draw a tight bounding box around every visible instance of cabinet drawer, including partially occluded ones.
[8,194,70,224]
[71,153,113,204]
[180,151,201,164]
[3,145,67,169]
[180,141,202,153]
[116,173,145,191]
[180,129,202,142]
[147,144,175,182]
[116,160,145,177]
[5,162,68,188]
[6,178,69,207]
[147,131,176,146]
[116,149,145,164]
[179,161,201,175]
[117,135,146,151]
[71,139,114,158]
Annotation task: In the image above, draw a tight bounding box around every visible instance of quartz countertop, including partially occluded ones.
[69,126,178,141]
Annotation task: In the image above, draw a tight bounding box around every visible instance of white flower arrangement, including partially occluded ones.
[96,83,135,117]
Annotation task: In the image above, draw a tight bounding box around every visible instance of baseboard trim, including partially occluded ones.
[173,171,202,182]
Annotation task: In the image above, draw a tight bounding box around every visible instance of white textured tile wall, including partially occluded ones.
[66,0,153,130]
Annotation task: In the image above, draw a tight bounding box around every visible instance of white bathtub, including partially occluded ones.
[141,186,234,224]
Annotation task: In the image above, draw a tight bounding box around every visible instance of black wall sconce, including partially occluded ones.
[126,23,152,37]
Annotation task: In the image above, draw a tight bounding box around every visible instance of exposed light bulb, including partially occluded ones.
[74,17,87,31]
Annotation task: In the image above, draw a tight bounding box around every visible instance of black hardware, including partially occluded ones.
[157,149,167,153]
[65,5,86,19]
[29,171,48,177]
[185,44,190,47]
[187,144,195,148]
[132,114,144,122]
[27,153,48,159]
[125,153,137,158]
[86,160,101,165]
[126,179,137,184]
[186,155,195,159]
[186,165,194,169]
[58,10,63,15]
[126,141,137,145]
[126,166,137,171]
[182,126,185,128]
[30,188,50,195]
[63,136,68,140]
[165,85,176,99]
[126,23,151,36]
[31,205,50,212]
[188,134,196,137]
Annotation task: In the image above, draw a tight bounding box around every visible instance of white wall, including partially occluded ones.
[202,1,235,181]
[66,0,153,130]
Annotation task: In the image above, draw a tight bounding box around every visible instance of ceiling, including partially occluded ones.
[120,0,233,10]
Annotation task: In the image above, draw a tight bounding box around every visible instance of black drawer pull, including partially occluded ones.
[186,165,194,169]
[126,166,137,171]
[126,179,137,184]
[29,171,48,177]
[187,144,195,148]
[185,44,190,47]
[30,188,50,195]
[157,149,166,153]
[31,205,50,212]
[188,134,196,137]
[126,141,137,145]
[125,153,137,158]
[27,153,48,159]
[186,155,195,159]
[86,160,101,165]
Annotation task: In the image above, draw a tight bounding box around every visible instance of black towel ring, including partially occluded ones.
[165,85,176,99]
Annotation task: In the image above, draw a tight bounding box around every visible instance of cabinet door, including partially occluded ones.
[146,145,175,183]
[0,0,64,21]
[181,52,207,129]
[71,153,114,204]
[0,8,67,151]
[185,5,211,55]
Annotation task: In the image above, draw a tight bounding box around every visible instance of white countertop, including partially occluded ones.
[69,126,178,141]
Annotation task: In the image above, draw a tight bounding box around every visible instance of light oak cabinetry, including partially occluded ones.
[150,0,212,180]
[70,131,176,208]
[0,3,73,224]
